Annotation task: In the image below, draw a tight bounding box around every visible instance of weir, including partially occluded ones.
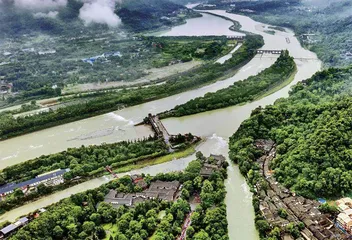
[257,49,283,54]
[147,113,173,151]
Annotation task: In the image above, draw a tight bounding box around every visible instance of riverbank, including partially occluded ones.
[0,140,200,218]
[7,152,229,240]
[0,36,263,141]
[0,10,322,240]
[159,50,296,118]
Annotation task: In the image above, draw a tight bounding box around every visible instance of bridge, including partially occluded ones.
[226,35,245,41]
[254,55,318,61]
[256,49,283,54]
[147,114,173,152]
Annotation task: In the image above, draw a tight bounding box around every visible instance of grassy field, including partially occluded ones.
[110,143,199,174]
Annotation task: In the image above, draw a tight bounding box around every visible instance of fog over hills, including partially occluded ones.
[0,0,192,37]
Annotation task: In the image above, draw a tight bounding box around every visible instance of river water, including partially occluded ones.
[0,11,321,239]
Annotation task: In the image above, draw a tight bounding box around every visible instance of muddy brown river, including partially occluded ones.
[0,11,321,240]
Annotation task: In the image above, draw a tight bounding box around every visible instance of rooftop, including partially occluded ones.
[0,169,70,195]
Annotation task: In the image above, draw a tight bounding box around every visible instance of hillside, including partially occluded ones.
[229,66,352,198]
[0,0,198,37]
[117,0,201,31]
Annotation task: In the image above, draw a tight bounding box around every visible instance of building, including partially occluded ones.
[200,154,226,178]
[131,174,148,189]
[0,169,70,197]
[104,180,181,208]
[200,164,219,178]
[0,217,28,238]
[336,197,352,233]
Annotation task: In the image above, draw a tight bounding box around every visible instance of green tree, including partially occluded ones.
[53,226,64,238]
[193,230,210,240]
[82,221,95,234]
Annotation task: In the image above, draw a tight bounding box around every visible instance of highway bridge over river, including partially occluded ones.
[256,50,319,61]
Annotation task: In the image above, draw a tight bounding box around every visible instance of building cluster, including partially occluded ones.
[0,169,70,197]
[104,178,181,208]
[0,80,12,94]
[200,154,226,178]
[255,139,348,240]
[336,197,352,233]
[0,217,28,239]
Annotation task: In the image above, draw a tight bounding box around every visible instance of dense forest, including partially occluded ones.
[0,35,264,140]
[8,153,229,240]
[117,0,201,31]
[0,137,166,184]
[160,50,296,118]
[229,66,352,199]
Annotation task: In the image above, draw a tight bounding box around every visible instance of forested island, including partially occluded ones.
[3,153,229,240]
[160,50,296,118]
[229,66,352,239]
[0,35,264,140]
[0,134,199,215]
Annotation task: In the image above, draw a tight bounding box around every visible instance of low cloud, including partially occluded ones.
[13,0,67,10]
[79,0,121,27]
[33,11,58,18]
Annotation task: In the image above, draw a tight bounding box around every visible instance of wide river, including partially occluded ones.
[0,11,321,239]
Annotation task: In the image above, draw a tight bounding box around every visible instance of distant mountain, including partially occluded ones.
[116,0,198,32]
[0,0,197,38]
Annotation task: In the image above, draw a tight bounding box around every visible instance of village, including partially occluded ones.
[254,139,351,240]
[104,154,226,209]
[0,154,227,239]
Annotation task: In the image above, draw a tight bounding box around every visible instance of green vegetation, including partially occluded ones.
[160,50,296,118]
[0,35,230,102]
[0,35,264,140]
[0,135,199,215]
[8,153,228,240]
[0,0,195,38]
[318,203,339,215]
[225,0,352,67]
[0,137,166,184]
[117,0,201,32]
[229,66,352,200]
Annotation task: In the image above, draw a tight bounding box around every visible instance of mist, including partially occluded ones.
[13,0,67,10]
[302,0,348,8]
[79,0,121,27]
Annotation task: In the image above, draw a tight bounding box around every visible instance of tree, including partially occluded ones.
[53,226,64,238]
[185,160,202,175]
[0,175,5,186]
[90,213,101,225]
[278,208,288,219]
[37,183,51,195]
[193,230,210,240]
[82,221,95,234]
[181,188,190,199]
[95,226,106,239]
[13,188,24,198]
[186,226,195,238]
[255,220,270,234]
[318,203,339,215]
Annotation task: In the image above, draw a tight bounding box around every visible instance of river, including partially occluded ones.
[0,10,321,240]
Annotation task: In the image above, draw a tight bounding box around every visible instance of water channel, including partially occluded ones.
[0,10,321,240]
